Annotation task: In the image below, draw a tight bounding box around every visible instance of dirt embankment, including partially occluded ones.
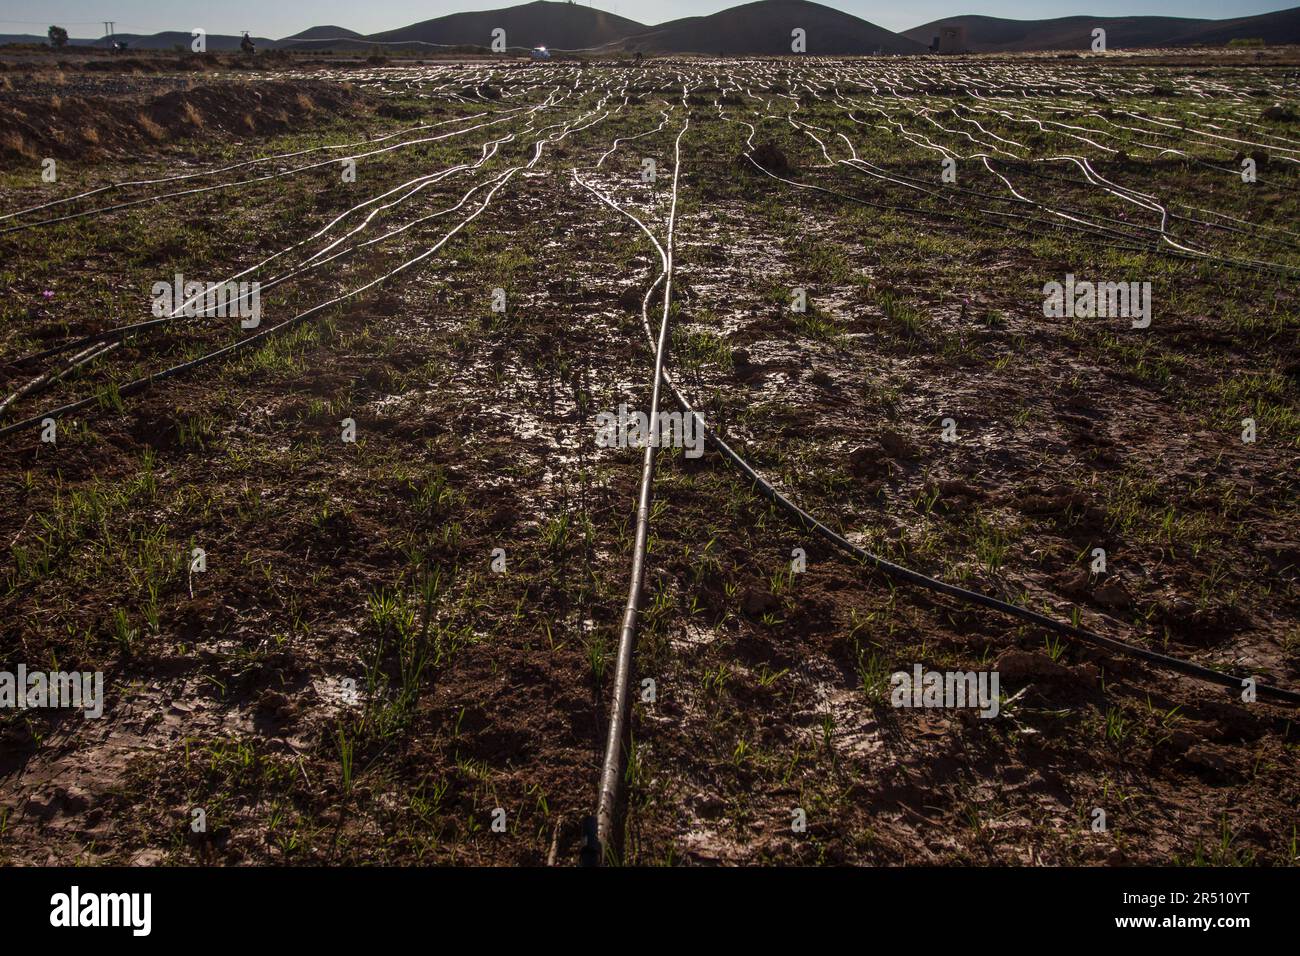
[0,79,368,161]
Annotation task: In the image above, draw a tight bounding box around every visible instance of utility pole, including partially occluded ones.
[103,21,115,49]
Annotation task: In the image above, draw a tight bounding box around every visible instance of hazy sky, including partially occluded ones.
[3,0,1295,39]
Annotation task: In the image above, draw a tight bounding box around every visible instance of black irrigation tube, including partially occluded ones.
[984,153,1300,269]
[585,117,690,868]
[0,165,515,434]
[0,100,617,437]
[5,77,1297,872]
[584,105,1300,853]
[572,116,1299,869]
[837,91,1300,259]
[0,81,601,235]
[727,134,1298,706]
[704,422,1300,709]
[829,117,1173,244]
[836,153,1168,253]
[0,102,614,441]
[1,130,524,373]
[576,122,1300,839]
[747,102,1171,256]
[724,110,1164,260]
[0,108,504,225]
[0,102,570,415]
[819,108,1300,277]
[845,139,1299,276]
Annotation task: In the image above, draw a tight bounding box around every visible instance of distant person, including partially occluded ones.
[240,32,255,55]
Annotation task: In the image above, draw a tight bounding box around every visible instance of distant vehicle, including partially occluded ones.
[240,32,255,54]
[530,46,550,60]
[112,40,129,52]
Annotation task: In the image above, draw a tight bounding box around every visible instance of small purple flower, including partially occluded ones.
[42,290,55,300]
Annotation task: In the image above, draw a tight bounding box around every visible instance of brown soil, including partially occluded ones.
[0,56,1296,867]
[0,79,367,160]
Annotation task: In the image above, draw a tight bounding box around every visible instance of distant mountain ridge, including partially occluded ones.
[7,2,1300,55]
[904,9,1300,52]
[367,1,645,51]
[282,25,365,42]
[613,0,924,55]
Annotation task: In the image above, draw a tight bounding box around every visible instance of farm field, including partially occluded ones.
[1,52,1298,868]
